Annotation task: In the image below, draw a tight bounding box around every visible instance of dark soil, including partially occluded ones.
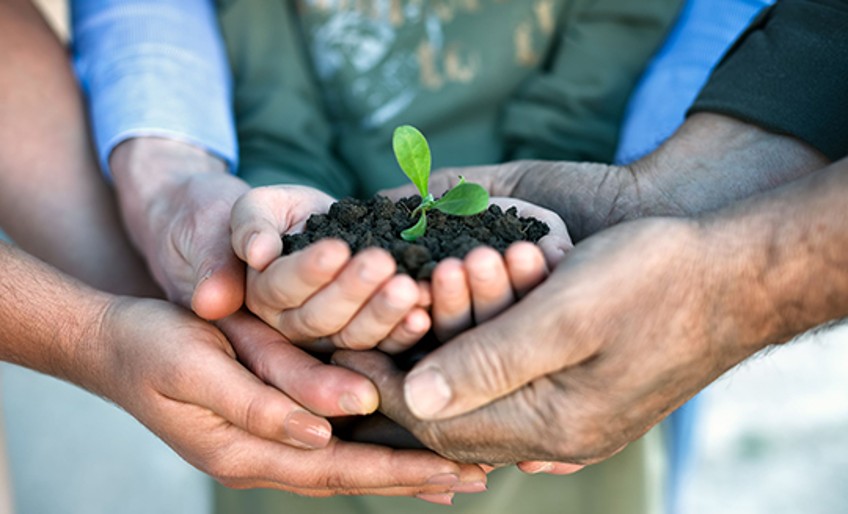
[282,195,549,280]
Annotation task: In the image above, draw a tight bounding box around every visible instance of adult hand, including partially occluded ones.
[230,185,431,354]
[109,137,249,319]
[334,217,766,465]
[87,298,486,499]
[383,113,829,245]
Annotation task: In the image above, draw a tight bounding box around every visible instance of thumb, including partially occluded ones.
[230,186,334,271]
[188,218,245,321]
[402,280,578,420]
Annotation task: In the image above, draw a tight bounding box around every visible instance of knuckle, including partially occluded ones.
[295,307,337,338]
[464,343,513,396]
[242,394,278,440]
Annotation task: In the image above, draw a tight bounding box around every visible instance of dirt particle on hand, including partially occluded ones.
[283,195,549,280]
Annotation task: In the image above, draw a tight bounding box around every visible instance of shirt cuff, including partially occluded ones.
[688,0,848,161]
[72,0,237,176]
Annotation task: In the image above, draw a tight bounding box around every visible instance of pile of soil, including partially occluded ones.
[282,195,549,279]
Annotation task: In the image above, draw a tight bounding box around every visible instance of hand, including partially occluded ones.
[428,197,572,343]
[110,138,248,319]
[230,185,430,354]
[87,298,486,499]
[380,161,627,244]
[383,114,830,244]
[334,217,761,465]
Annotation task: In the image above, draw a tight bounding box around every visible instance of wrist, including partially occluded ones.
[108,137,231,251]
[110,137,229,200]
[630,113,829,220]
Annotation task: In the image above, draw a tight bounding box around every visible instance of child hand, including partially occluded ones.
[230,185,430,352]
[429,197,572,341]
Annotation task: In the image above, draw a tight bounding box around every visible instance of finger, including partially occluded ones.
[377,307,432,354]
[336,351,603,464]
[245,239,350,322]
[538,234,572,270]
[330,273,420,350]
[220,436,486,495]
[218,312,380,416]
[504,242,548,298]
[231,186,334,270]
[278,248,396,342]
[334,350,541,464]
[403,279,584,420]
[417,280,432,309]
[517,461,586,475]
[189,233,245,321]
[489,196,572,269]
[430,258,472,341]
[171,338,332,449]
[464,246,514,323]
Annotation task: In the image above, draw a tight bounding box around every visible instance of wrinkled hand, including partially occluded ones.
[110,138,248,319]
[90,298,486,499]
[381,161,633,244]
[335,217,759,466]
[230,185,431,354]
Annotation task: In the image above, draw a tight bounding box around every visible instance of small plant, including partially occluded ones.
[392,125,489,241]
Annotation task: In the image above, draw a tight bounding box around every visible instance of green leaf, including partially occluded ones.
[433,182,489,216]
[401,211,428,241]
[392,125,431,198]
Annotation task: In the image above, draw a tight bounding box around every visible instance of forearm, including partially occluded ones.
[500,113,828,241]
[0,0,156,296]
[0,242,110,391]
[699,156,848,352]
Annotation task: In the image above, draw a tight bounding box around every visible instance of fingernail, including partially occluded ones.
[451,481,487,494]
[416,493,454,506]
[405,367,452,419]
[285,410,331,449]
[524,462,554,474]
[339,393,374,415]
[427,473,459,486]
[358,262,382,284]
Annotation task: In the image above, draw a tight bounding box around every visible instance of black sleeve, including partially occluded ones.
[688,0,848,161]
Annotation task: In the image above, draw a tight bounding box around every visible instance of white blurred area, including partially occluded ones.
[680,325,848,514]
[2,1,847,513]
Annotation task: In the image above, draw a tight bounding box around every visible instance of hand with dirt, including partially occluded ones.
[230,185,572,354]
[0,242,486,501]
[425,198,571,344]
[336,155,848,466]
[109,137,249,320]
[230,185,432,354]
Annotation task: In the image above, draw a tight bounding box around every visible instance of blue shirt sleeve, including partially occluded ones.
[614,0,775,164]
[71,0,237,176]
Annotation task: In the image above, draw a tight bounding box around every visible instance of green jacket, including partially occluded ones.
[219,0,682,197]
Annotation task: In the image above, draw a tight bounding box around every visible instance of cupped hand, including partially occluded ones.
[90,297,486,499]
[428,197,571,342]
[230,185,430,354]
[110,138,248,320]
[335,217,755,466]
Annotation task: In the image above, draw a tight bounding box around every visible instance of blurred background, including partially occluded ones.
[3,1,847,513]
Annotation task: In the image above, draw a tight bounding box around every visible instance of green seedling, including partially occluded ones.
[392,125,489,241]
